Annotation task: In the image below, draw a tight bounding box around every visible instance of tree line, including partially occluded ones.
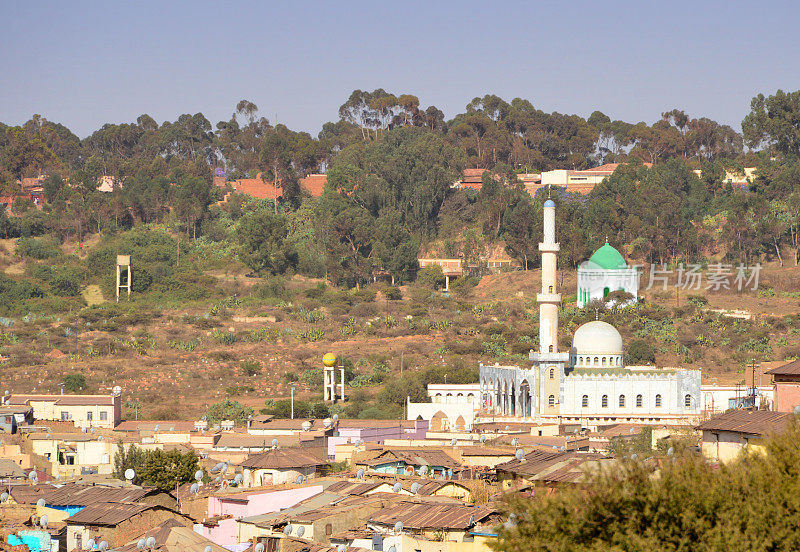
[2,89,800,286]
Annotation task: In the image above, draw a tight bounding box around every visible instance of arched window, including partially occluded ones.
[549,345,554,353]
[602,357,607,367]
[594,357,599,366]
[636,394,643,407]
[582,395,589,408]
[549,368,555,379]
[655,394,662,407]
[549,285,553,293]
[601,395,608,408]
[619,395,625,407]
[548,395,555,407]
[684,394,692,407]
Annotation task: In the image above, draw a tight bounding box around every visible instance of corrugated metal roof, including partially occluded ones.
[366,449,460,468]
[369,500,494,530]
[766,359,800,376]
[10,483,150,506]
[240,447,328,469]
[696,410,793,435]
[65,501,152,526]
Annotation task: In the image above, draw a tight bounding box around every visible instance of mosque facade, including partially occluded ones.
[478,199,701,424]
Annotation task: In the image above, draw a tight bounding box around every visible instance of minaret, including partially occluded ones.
[538,199,560,354]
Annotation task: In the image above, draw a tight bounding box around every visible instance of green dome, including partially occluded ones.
[588,242,627,269]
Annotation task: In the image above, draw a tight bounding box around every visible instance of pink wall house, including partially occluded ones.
[194,485,324,546]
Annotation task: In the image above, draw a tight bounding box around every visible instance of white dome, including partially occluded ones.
[572,321,623,355]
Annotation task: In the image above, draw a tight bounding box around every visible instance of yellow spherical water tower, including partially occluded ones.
[323,353,344,402]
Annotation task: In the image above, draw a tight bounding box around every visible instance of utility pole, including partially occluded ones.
[290,385,295,419]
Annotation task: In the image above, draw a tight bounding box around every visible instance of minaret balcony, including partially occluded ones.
[538,243,560,253]
[537,293,561,303]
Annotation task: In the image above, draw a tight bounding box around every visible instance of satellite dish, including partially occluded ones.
[137,539,146,550]
[356,469,365,479]
[234,473,243,484]
[86,539,96,550]
[254,544,264,552]
[337,545,346,552]
[354,439,363,447]
[794,406,800,415]
[145,536,156,549]
[210,463,222,474]
[667,447,675,456]
[480,435,487,443]
[46,433,51,439]
[301,421,312,432]
[272,438,279,447]
[190,483,199,494]
[323,418,332,429]
[410,482,420,494]
[296,526,305,537]
[511,437,519,447]
[451,438,458,446]
[388,547,397,552]
[468,514,475,525]
[394,521,403,533]
[98,435,104,441]
[37,498,46,507]
[125,468,135,481]
[214,476,222,484]
[419,465,428,476]
[205,547,212,552]
[392,482,402,493]
[195,470,204,481]
[631,453,638,460]
[99,541,108,551]
[112,386,122,396]
[296,474,305,484]
[154,424,159,432]
[0,492,8,502]
[505,425,510,431]
[332,414,339,421]
[90,427,95,434]
[283,525,293,535]
[515,449,524,460]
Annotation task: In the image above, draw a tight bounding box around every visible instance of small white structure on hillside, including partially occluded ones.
[577,240,639,308]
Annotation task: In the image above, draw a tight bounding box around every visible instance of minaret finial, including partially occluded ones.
[547,185,551,199]
[605,235,608,244]
[595,308,599,321]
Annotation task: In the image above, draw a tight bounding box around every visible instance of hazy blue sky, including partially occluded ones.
[2,1,799,138]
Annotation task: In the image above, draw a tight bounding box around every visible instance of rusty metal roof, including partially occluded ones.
[696,410,793,435]
[240,447,328,469]
[65,502,153,526]
[766,359,800,376]
[366,449,460,468]
[10,483,151,506]
[325,481,382,495]
[369,500,495,530]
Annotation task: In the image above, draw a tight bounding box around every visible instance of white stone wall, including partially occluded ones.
[561,370,701,418]
[577,267,639,307]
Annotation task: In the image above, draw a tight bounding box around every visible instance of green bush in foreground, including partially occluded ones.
[498,417,800,552]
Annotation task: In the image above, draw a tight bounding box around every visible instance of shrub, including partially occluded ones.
[63,373,87,392]
[16,236,60,259]
[241,360,261,376]
[384,286,403,300]
[627,339,657,364]
[416,264,445,290]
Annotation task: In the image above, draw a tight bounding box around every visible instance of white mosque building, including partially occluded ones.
[577,240,639,308]
[409,199,701,427]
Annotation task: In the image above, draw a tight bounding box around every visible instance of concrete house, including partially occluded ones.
[3,394,121,429]
[697,410,793,463]
[766,359,800,412]
[239,447,328,487]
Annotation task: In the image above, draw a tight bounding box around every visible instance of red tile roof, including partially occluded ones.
[300,174,327,197]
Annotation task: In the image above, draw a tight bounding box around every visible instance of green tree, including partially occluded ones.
[206,399,253,425]
[113,444,200,491]
[62,373,86,392]
[237,208,298,274]
[743,89,800,155]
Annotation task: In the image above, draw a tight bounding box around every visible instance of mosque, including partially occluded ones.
[577,240,639,308]
[409,199,701,427]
